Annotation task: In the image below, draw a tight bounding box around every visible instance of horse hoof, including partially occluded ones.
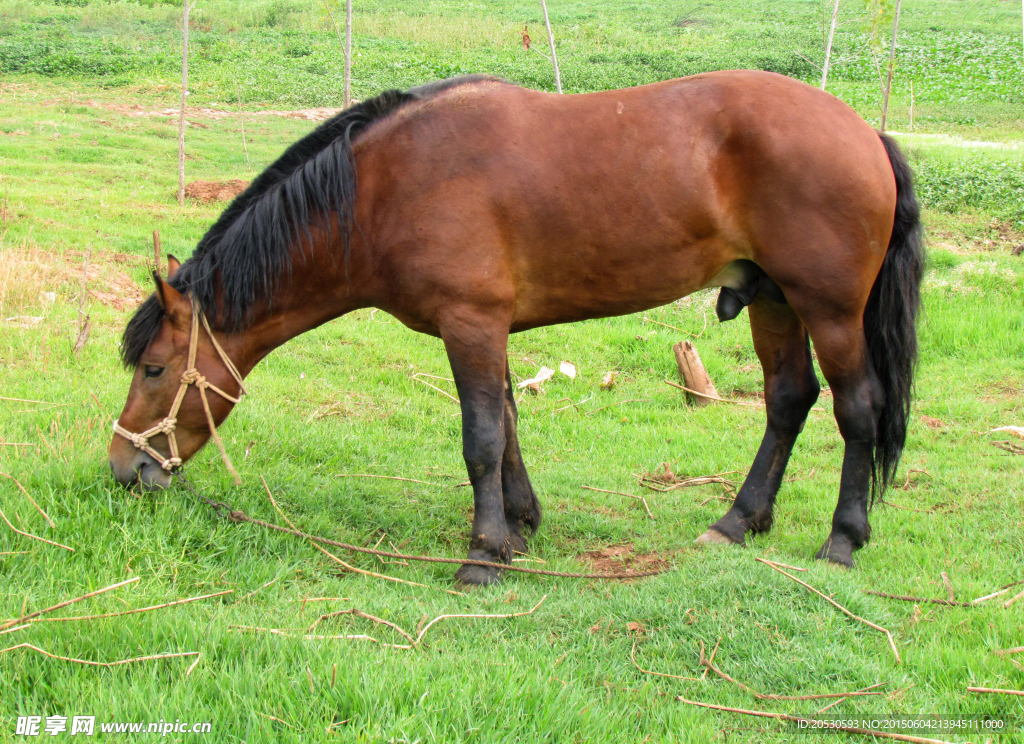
[454,564,502,586]
[814,535,855,567]
[694,528,738,547]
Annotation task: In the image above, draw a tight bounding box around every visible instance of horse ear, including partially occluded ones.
[152,272,183,312]
[166,254,181,278]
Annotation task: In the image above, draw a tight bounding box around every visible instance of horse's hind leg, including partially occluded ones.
[697,295,820,546]
[501,361,542,554]
[441,309,514,586]
[804,320,883,567]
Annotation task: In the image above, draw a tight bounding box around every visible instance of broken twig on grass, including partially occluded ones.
[184,653,202,677]
[1,577,139,630]
[0,643,198,669]
[30,589,233,623]
[308,609,416,647]
[642,315,706,339]
[0,507,73,553]
[1003,588,1024,609]
[966,686,1024,697]
[236,578,279,604]
[756,558,900,662]
[675,697,960,744]
[0,471,54,527]
[629,639,701,682]
[972,580,1024,604]
[414,595,547,646]
[663,379,762,407]
[865,591,971,608]
[0,624,29,637]
[699,645,886,701]
[335,473,434,485]
[230,624,380,644]
[940,572,955,602]
[412,375,460,403]
[758,559,807,573]
[582,486,654,520]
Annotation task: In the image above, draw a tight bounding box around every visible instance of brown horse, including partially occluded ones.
[110,72,923,584]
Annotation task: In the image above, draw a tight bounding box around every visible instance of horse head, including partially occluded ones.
[109,256,246,489]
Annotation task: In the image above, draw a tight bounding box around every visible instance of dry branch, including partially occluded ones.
[759,559,807,573]
[412,374,460,403]
[994,646,1024,656]
[31,589,233,623]
[972,580,1024,604]
[1,643,198,668]
[308,609,416,646]
[940,572,955,602]
[1,577,139,630]
[0,624,29,637]
[0,506,73,552]
[756,558,900,662]
[230,624,380,643]
[675,696,960,744]
[1003,588,1024,609]
[629,639,701,682]
[335,473,434,485]
[663,379,761,407]
[966,686,1024,697]
[582,486,654,520]
[865,591,971,608]
[699,647,886,701]
[414,595,547,646]
[0,471,54,527]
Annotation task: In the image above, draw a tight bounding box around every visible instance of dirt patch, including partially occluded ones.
[580,543,673,574]
[184,179,249,203]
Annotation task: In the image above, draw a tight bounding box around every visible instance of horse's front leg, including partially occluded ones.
[441,310,513,586]
[501,360,542,556]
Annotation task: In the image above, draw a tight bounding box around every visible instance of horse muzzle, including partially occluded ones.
[109,448,172,491]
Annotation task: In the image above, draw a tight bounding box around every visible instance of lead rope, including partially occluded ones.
[113,298,246,485]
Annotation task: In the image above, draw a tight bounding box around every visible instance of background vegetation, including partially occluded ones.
[1,1,1022,742]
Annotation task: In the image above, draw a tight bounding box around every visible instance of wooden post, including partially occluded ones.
[539,0,562,94]
[673,341,719,406]
[344,0,352,108]
[820,0,840,90]
[879,0,902,132]
[177,0,192,206]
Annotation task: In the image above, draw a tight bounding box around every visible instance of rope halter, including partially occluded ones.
[113,297,247,485]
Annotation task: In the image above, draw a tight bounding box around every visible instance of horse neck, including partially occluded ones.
[215,229,376,375]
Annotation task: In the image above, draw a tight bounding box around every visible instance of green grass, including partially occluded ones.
[2,1,1024,741]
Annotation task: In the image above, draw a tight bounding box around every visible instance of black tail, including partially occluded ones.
[865,133,925,500]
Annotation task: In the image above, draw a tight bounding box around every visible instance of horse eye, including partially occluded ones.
[144,366,165,379]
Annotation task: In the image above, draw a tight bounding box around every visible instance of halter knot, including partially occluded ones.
[156,417,177,434]
[180,369,205,386]
[129,432,148,448]
[161,457,183,471]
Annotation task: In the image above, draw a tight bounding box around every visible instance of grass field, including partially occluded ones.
[1,1,1023,742]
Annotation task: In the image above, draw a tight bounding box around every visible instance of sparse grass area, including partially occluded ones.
[1,1,1023,742]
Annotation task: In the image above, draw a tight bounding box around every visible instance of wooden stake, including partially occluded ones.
[345,0,353,108]
[539,0,562,93]
[672,341,719,406]
[879,0,902,132]
[177,0,193,206]
[820,0,840,90]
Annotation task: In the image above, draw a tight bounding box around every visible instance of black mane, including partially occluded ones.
[121,75,502,367]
